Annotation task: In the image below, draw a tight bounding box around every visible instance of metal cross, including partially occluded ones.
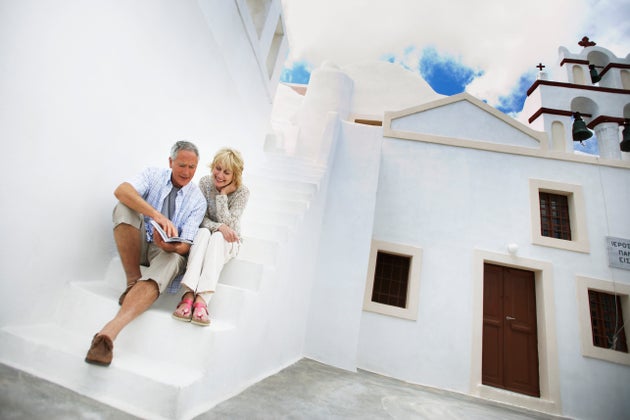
[578,36,596,47]
[536,63,545,71]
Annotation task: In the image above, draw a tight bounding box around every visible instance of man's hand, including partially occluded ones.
[218,224,239,243]
[153,213,178,238]
[153,230,191,255]
[115,182,177,237]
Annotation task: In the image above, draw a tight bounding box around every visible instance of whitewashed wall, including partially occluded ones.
[0,0,272,327]
[298,60,630,420]
[303,121,382,370]
[356,138,630,418]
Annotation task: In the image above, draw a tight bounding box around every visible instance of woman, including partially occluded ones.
[172,148,249,326]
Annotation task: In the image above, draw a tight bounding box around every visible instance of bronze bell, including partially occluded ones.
[589,64,601,84]
[572,112,593,142]
[620,120,630,152]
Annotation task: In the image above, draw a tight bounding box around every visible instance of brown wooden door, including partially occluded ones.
[482,263,540,397]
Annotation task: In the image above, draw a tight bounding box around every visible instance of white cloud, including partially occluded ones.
[281,0,629,108]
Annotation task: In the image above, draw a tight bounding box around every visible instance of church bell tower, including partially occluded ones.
[522,37,630,160]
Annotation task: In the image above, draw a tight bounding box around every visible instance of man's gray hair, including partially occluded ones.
[170,140,199,160]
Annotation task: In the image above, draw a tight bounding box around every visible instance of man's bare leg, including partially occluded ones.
[85,280,159,366]
[114,223,143,285]
[99,280,159,341]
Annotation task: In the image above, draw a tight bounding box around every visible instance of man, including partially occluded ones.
[85,140,207,366]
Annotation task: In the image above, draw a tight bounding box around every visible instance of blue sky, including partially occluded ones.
[281,46,530,111]
[280,50,602,154]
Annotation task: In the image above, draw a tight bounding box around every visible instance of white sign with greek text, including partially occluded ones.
[606,236,630,270]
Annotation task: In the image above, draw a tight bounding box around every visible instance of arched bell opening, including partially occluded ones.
[570,97,598,146]
[586,50,610,85]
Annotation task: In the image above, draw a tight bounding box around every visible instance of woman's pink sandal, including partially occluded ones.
[191,301,210,326]
[172,297,194,322]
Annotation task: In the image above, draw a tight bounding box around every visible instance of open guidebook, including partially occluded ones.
[149,220,193,244]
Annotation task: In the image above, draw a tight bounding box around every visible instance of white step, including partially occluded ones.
[248,183,314,204]
[242,207,302,228]
[262,151,326,170]
[52,280,236,368]
[3,323,204,386]
[264,153,325,169]
[246,176,318,196]
[104,256,264,294]
[61,255,264,369]
[220,258,266,291]
[0,324,196,420]
[0,149,331,419]
[0,319,265,420]
[241,219,291,243]
[255,163,325,180]
[239,236,280,266]
[248,192,310,213]
[250,170,321,187]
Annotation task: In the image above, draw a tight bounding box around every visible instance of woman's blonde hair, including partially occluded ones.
[210,148,245,189]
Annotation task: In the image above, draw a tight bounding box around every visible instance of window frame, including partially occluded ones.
[588,290,628,353]
[529,179,590,253]
[370,251,411,308]
[576,276,630,366]
[539,191,572,240]
[363,240,422,320]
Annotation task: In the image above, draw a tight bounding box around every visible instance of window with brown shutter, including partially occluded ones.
[539,192,571,240]
[371,251,410,308]
[364,240,422,320]
[588,290,628,353]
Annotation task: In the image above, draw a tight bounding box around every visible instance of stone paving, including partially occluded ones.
[1,359,562,420]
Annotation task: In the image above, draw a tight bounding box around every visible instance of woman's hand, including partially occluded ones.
[218,224,239,243]
[219,181,237,196]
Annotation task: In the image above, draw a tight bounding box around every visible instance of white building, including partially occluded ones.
[1,2,629,420]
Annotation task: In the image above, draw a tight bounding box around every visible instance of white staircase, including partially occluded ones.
[0,150,330,420]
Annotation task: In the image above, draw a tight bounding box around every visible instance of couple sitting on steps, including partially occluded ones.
[85,141,250,367]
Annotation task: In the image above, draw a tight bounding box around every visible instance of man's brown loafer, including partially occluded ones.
[85,334,113,366]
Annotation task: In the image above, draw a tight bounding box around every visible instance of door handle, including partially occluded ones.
[506,316,516,321]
